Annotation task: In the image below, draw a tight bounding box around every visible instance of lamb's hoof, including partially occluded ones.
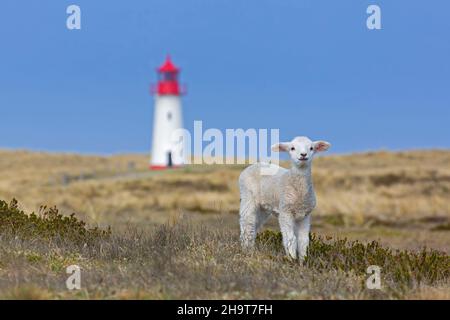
[281,255,298,265]
[287,249,297,260]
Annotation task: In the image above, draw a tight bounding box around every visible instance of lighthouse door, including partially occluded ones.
[167,152,173,167]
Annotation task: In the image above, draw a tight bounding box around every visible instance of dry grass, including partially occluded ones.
[313,151,450,223]
[0,206,447,300]
[1,149,448,226]
[0,149,449,299]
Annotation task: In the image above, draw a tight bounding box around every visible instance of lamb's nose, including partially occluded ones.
[300,153,307,157]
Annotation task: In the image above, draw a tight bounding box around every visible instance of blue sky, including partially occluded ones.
[0,0,449,155]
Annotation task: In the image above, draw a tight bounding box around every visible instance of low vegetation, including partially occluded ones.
[0,199,110,245]
[0,202,448,299]
[257,230,449,292]
[0,149,448,299]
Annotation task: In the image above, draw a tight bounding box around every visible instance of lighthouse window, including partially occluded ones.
[162,72,176,81]
[167,112,172,120]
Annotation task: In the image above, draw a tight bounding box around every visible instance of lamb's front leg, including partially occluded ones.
[278,212,297,259]
[296,214,311,261]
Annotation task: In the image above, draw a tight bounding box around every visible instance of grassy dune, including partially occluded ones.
[0,149,449,299]
[1,149,449,227]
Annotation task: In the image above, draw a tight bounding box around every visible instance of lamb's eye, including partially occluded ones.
[310,147,313,151]
[290,147,295,151]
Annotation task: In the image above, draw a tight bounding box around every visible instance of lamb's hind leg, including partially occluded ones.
[239,197,259,250]
[255,209,271,233]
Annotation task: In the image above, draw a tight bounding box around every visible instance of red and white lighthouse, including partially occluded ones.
[150,56,186,169]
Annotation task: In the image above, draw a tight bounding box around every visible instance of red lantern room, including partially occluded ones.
[152,55,185,96]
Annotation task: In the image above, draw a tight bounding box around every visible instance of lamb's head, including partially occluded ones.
[271,136,331,168]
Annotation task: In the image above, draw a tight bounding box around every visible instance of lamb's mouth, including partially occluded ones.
[298,158,309,161]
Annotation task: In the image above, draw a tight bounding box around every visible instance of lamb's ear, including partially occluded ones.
[313,141,331,152]
[271,142,291,152]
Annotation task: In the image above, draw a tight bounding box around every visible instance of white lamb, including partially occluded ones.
[239,136,331,260]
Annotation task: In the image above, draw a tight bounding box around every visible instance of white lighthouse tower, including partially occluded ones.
[150,56,185,169]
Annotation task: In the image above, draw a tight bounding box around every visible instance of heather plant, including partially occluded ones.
[0,199,110,245]
[256,230,449,290]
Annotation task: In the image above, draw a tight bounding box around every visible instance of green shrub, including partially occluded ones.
[0,199,110,244]
[431,223,450,231]
[257,230,449,287]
